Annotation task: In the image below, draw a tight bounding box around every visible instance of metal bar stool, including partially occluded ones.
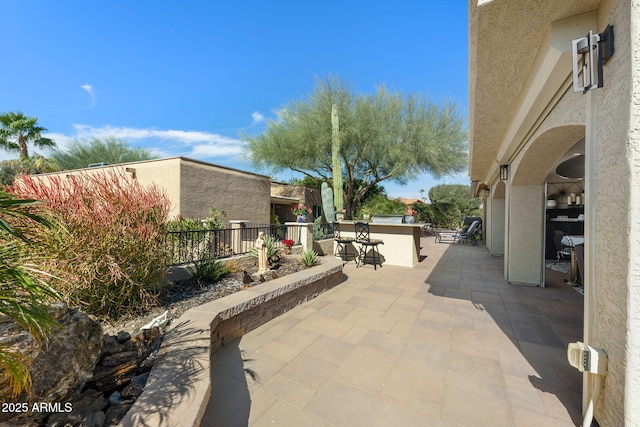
[354,222,384,269]
[333,222,355,262]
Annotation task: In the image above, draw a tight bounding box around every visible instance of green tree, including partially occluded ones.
[0,190,60,396]
[51,136,157,171]
[0,156,60,186]
[288,176,323,188]
[428,184,481,216]
[246,75,468,218]
[0,112,56,161]
[359,194,407,216]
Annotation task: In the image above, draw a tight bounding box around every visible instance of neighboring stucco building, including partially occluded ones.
[469,1,639,425]
[270,182,324,223]
[36,157,273,223]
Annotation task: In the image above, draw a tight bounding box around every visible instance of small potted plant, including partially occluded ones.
[291,205,311,222]
[362,209,371,221]
[282,239,295,254]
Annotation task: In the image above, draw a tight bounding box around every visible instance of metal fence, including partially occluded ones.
[166,223,334,266]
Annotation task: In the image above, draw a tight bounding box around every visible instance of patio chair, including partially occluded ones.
[333,222,355,262]
[457,220,480,246]
[354,222,384,269]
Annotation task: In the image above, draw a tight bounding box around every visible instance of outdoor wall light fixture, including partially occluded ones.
[572,25,614,93]
[499,164,509,181]
[482,189,490,198]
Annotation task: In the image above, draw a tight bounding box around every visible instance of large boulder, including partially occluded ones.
[0,304,103,410]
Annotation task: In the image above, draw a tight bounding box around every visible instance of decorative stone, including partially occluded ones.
[108,391,121,405]
[116,331,131,343]
[0,304,103,407]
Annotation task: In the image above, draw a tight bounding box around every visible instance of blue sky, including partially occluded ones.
[2,1,469,200]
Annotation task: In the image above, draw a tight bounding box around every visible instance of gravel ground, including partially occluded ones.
[101,256,309,336]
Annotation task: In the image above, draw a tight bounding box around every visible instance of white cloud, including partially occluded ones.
[81,84,96,108]
[44,124,247,160]
[80,84,93,95]
[251,111,265,125]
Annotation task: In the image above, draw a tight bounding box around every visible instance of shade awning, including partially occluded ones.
[270,195,299,204]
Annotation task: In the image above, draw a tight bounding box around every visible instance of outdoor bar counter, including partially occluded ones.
[335,221,422,267]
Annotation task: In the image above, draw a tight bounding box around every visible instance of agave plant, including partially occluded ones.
[298,249,319,267]
[0,189,60,396]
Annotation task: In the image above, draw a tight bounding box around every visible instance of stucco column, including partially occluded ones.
[229,220,249,255]
[285,222,314,252]
[506,185,545,286]
[489,197,506,256]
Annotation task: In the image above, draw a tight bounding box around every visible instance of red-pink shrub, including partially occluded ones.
[10,171,171,319]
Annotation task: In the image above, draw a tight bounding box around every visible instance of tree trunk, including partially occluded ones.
[331,104,344,213]
[18,136,29,160]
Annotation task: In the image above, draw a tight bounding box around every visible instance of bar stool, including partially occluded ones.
[333,222,355,262]
[354,222,384,269]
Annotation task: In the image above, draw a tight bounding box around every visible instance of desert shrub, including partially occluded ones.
[411,202,461,229]
[359,194,406,216]
[202,207,226,230]
[187,258,231,283]
[166,206,226,232]
[299,249,319,267]
[167,215,202,231]
[9,171,171,319]
[430,203,462,229]
[312,217,328,240]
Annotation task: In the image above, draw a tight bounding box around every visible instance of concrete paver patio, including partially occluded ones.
[202,237,584,426]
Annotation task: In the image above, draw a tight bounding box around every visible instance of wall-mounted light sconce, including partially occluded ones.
[499,164,509,181]
[482,189,490,198]
[572,25,614,93]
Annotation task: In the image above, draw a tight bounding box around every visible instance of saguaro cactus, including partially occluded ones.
[321,182,335,222]
[331,103,344,214]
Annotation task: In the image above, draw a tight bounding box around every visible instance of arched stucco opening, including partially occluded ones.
[505,125,586,286]
[511,125,586,186]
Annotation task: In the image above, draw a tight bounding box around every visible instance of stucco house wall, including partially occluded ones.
[178,158,271,223]
[270,182,324,223]
[469,0,640,424]
[590,2,638,425]
[31,157,272,224]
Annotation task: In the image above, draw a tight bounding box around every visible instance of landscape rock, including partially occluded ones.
[0,304,103,410]
[116,331,131,343]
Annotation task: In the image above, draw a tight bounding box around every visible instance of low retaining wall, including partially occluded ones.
[119,257,344,427]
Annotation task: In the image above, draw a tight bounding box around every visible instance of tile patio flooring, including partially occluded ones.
[202,237,584,426]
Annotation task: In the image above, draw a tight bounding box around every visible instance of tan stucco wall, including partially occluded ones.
[179,159,271,223]
[590,1,638,424]
[626,0,640,421]
[113,158,183,217]
[505,2,638,423]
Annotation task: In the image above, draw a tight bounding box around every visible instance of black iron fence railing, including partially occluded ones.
[166,223,334,266]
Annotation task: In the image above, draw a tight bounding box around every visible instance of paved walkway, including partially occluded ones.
[203,237,584,426]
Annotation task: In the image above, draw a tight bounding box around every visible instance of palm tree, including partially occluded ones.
[0,189,60,396]
[51,136,157,170]
[0,111,56,160]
